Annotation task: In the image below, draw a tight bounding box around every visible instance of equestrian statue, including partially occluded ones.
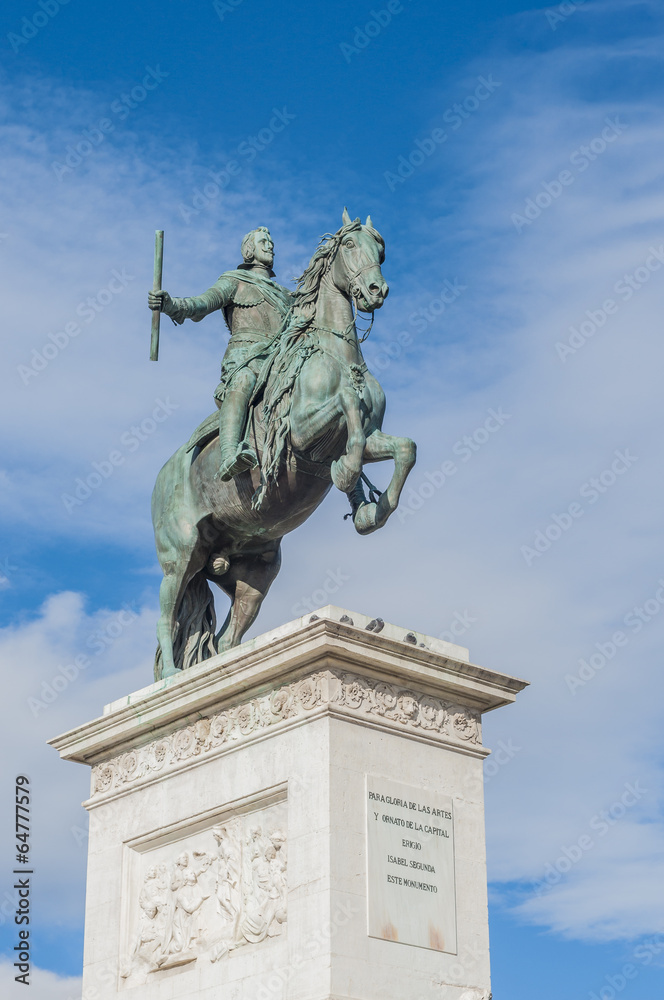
[148,209,416,679]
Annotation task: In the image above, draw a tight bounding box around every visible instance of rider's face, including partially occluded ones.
[252,234,274,268]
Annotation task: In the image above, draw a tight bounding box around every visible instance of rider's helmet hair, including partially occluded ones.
[241,226,271,263]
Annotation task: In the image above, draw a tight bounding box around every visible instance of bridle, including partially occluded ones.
[333,229,385,343]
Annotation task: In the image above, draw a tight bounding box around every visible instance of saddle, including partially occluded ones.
[185,411,220,453]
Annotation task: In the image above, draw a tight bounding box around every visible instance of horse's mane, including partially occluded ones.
[282,219,385,336]
[254,218,385,509]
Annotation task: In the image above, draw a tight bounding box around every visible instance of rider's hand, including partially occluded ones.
[148,289,173,314]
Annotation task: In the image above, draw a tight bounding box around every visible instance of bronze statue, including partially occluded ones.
[148,227,292,480]
[149,209,416,678]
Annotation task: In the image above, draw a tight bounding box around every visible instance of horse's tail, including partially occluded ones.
[153,572,218,681]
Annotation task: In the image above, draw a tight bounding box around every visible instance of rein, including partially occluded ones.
[345,254,379,343]
[350,300,375,343]
[307,225,380,344]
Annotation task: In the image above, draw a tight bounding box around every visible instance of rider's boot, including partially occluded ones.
[216,387,259,481]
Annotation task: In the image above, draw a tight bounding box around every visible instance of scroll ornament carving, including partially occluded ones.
[92,671,481,797]
[121,819,287,982]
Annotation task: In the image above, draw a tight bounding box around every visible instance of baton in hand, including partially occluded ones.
[150,230,164,361]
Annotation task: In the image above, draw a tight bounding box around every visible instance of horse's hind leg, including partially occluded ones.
[215,545,282,652]
[155,532,206,679]
[353,429,416,535]
[156,570,185,679]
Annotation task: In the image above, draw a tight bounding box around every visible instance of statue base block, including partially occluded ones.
[50,607,527,1000]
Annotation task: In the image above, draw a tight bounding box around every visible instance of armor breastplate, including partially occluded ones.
[225,280,284,340]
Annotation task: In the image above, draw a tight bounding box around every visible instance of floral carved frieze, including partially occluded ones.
[91,671,481,798]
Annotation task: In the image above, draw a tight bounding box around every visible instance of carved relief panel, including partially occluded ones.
[119,795,287,986]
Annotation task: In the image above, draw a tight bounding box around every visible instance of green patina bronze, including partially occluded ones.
[149,226,292,480]
[148,209,416,678]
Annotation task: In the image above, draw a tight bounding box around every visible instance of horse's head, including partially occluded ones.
[329,207,389,312]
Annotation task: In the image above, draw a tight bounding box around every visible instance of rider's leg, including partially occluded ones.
[217,369,259,481]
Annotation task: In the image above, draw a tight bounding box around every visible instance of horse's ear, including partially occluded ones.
[365,214,373,229]
[342,207,351,226]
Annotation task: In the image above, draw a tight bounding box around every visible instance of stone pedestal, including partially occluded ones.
[50,607,527,1000]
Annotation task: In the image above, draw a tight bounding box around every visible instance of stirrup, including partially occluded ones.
[216,444,258,482]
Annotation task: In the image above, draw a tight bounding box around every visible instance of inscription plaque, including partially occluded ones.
[366,775,457,953]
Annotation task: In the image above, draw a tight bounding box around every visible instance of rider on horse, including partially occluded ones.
[148,227,292,480]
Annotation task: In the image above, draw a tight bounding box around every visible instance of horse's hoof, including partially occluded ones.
[353,502,379,535]
[331,456,360,493]
[354,493,392,534]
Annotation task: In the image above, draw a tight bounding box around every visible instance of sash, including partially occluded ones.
[222,269,292,317]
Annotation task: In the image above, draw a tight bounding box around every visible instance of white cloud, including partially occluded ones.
[0,591,156,934]
[0,961,81,1000]
[393,16,664,941]
[0,72,323,546]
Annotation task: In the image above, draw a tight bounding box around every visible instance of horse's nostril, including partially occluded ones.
[369,283,380,294]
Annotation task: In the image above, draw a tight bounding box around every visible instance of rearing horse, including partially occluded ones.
[152,209,416,678]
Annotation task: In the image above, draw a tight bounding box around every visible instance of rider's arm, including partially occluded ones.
[169,275,237,325]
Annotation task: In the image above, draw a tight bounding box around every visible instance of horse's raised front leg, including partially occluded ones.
[353,429,416,535]
[215,545,282,652]
[291,386,366,493]
[330,387,367,492]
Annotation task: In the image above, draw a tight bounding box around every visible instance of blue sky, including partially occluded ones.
[2,0,664,997]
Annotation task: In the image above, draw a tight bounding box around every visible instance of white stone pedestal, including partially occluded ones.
[50,607,527,1000]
